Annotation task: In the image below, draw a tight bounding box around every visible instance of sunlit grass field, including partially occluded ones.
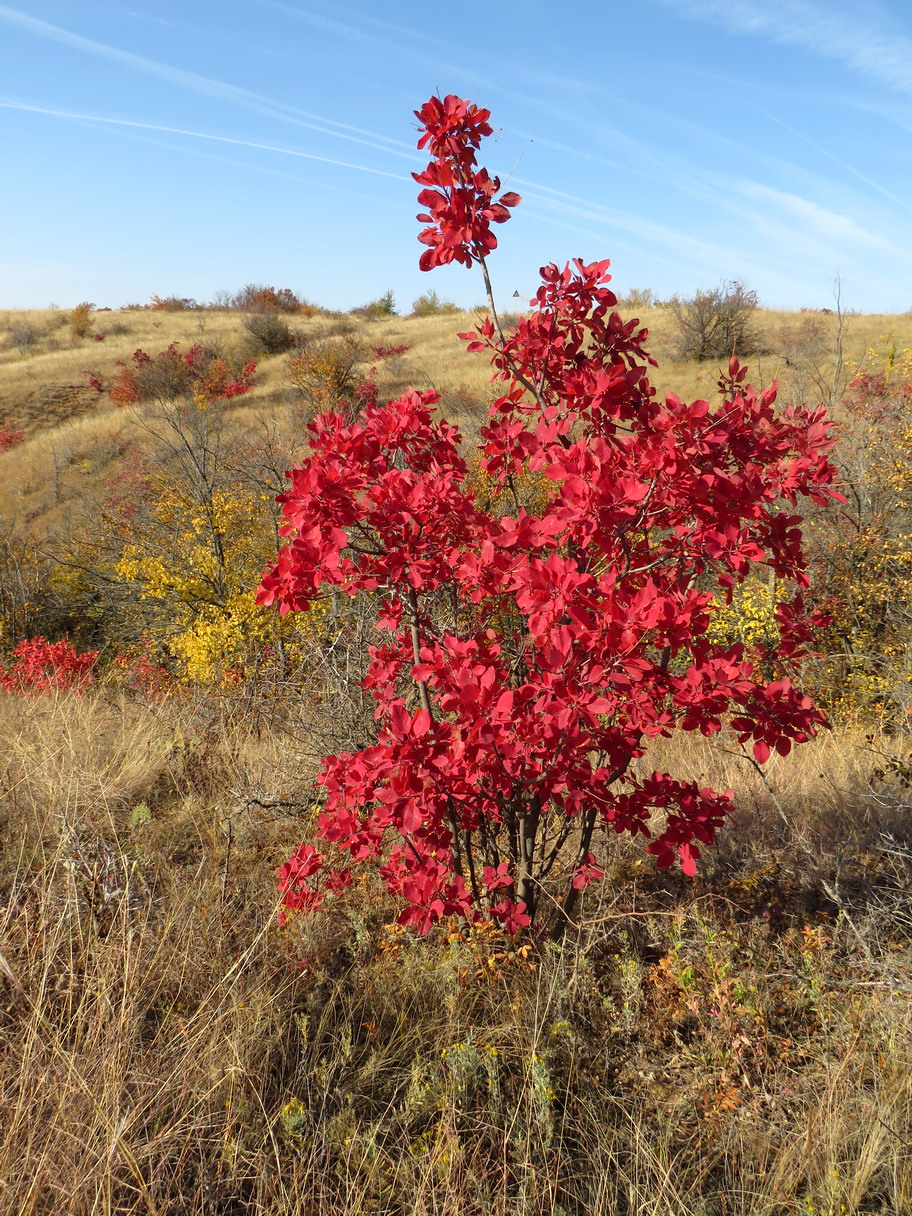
[3,298,911,536]
[2,686,911,1214]
[1,297,912,1213]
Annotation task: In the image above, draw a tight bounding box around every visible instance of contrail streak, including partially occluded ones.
[750,102,912,213]
[0,99,411,181]
[0,4,415,158]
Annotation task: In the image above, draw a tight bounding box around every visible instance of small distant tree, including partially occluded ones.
[242,311,297,355]
[149,295,200,312]
[286,335,365,417]
[69,302,95,341]
[7,321,42,354]
[778,278,851,407]
[671,279,760,361]
[616,287,658,310]
[410,289,459,317]
[375,289,396,315]
[259,94,839,937]
[352,289,398,319]
[231,284,312,315]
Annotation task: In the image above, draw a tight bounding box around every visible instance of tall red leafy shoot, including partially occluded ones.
[1,637,98,694]
[413,94,520,272]
[258,95,840,936]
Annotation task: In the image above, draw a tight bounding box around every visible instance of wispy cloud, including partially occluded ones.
[79,119,404,211]
[0,4,414,158]
[746,103,912,212]
[734,181,899,251]
[656,0,912,96]
[121,10,172,27]
[515,177,786,281]
[257,0,624,146]
[513,170,912,306]
[256,0,521,108]
[514,200,812,305]
[0,98,410,181]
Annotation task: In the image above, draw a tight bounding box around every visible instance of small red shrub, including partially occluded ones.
[108,344,256,406]
[113,644,173,700]
[259,94,839,936]
[1,637,98,694]
[0,427,25,452]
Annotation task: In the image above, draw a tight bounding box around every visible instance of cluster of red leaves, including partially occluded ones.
[414,94,520,270]
[113,643,173,700]
[108,343,256,406]
[1,636,98,694]
[0,426,25,453]
[846,364,912,416]
[372,344,411,360]
[185,345,257,400]
[352,374,379,409]
[258,95,840,936]
[108,351,150,407]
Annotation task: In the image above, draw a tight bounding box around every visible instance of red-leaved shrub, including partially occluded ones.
[0,427,25,452]
[258,95,840,936]
[109,343,256,406]
[113,644,173,700]
[1,636,98,694]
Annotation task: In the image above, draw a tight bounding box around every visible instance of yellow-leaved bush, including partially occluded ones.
[804,339,912,721]
[287,335,365,418]
[706,574,785,653]
[115,478,328,685]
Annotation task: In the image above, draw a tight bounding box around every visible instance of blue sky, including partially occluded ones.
[1,0,911,314]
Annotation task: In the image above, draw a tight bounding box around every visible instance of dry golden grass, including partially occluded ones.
[2,297,912,1212]
[4,299,910,469]
[1,681,911,1215]
[0,306,490,432]
[623,304,912,405]
[0,306,495,536]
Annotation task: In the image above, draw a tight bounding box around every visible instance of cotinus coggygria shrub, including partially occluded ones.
[257,94,841,937]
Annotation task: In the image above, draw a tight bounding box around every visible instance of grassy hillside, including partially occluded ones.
[4,300,911,427]
[3,298,911,497]
[1,299,912,1214]
[3,298,911,544]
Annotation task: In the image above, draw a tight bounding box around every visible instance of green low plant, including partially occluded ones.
[410,289,459,317]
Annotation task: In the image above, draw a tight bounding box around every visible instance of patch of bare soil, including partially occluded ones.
[1,383,106,435]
